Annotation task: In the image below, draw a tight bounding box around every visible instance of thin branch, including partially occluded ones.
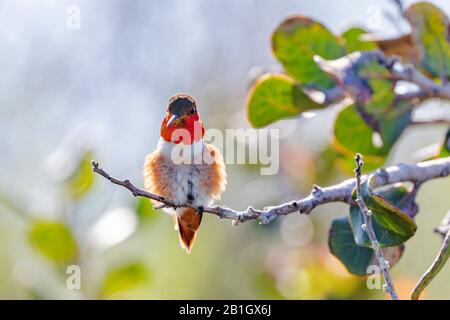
[319,86,346,104]
[410,119,450,126]
[397,181,421,218]
[314,52,450,108]
[410,230,450,300]
[92,157,450,225]
[390,62,450,100]
[396,90,435,105]
[435,209,450,238]
[354,154,400,300]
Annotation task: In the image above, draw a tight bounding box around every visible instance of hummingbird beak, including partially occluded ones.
[166,114,179,127]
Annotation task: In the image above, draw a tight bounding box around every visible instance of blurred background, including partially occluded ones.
[1,0,449,299]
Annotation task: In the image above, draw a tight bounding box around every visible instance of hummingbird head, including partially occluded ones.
[160,93,205,144]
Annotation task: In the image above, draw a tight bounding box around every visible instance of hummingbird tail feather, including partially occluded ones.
[176,208,202,254]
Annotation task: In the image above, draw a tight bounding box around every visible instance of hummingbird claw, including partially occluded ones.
[196,206,204,215]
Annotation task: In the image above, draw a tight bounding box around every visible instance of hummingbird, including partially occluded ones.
[143,93,227,253]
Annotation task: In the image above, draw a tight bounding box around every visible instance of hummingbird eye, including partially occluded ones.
[189,108,196,115]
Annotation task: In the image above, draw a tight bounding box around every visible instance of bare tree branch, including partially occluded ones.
[92,157,450,225]
[410,230,450,300]
[354,154,400,300]
[410,119,450,126]
[314,51,450,109]
[390,62,450,100]
[435,209,450,238]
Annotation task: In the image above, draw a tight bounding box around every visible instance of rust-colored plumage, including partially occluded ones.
[143,94,226,253]
[175,208,202,253]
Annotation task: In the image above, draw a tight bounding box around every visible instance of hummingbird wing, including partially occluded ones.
[143,149,175,207]
[200,143,227,201]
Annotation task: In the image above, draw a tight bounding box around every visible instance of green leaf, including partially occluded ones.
[318,52,411,169]
[64,151,95,200]
[405,2,450,78]
[246,74,322,128]
[356,54,395,108]
[349,181,417,248]
[357,99,412,152]
[377,101,412,149]
[319,51,411,155]
[101,262,151,298]
[135,198,159,222]
[349,53,410,143]
[377,184,418,217]
[328,217,374,276]
[28,220,78,264]
[334,104,389,156]
[329,217,406,276]
[272,16,344,89]
[333,99,411,170]
[342,27,378,53]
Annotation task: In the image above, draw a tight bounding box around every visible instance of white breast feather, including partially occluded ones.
[156,138,214,216]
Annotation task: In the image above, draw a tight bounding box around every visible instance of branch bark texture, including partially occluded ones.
[92,156,450,225]
[354,154,399,300]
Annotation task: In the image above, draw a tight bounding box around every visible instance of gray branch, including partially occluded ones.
[411,229,450,300]
[315,51,450,106]
[354,154,399,300]
[435,209,450,238]
[92,156,450,225]
[390,62,450,100]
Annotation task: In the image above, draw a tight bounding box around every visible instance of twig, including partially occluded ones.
[303,85,346,105]
[435,210,450,238]
[354,154,400,300]
[92,157,450,225]
[410,230,450,300]
[410,119,450,126]
[314,51,450,106]
[390,62,450,100]
[322,86,346,104]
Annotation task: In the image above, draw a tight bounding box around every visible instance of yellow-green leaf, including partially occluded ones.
[272,16,344,89]
[28,220,78,264]
[342,27,378,53]
[101,262,151,298]
[405,2,450,78]
[333,104,388,157]
[64,151,95,200]
[349,182,417,248]
[333,100,411,172]
[135,198,159,222]
[246,74,322,128]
